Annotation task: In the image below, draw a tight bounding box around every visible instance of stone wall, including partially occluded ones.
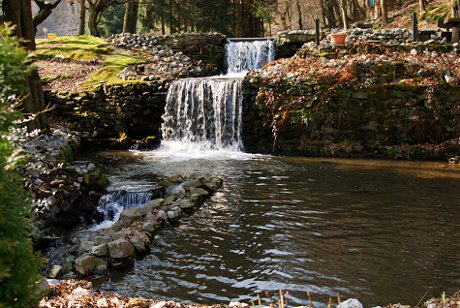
[107,32,227,74]
[48,81,168,146]
[242,44,460,159]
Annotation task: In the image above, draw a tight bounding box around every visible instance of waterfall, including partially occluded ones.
[159,39,275,152]
[93,190,152,230]
[225,39,276,74]
[161,77,243,151]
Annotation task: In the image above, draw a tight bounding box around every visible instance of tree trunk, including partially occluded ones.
[419,0,427,15]
[338,0,349,29]
[296,0,303,30]
[160,1,165,35]
[320,0,327,26]
[4,0,48,131]
[79,0,86,35]
[381,0,388,24]
[123,0,138,33]
[88,3,102,36]
[33,0,62,34]
[452,0,459,17]
[169,0,174,33]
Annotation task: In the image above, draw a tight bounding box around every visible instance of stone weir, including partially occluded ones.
[44,175,224,278]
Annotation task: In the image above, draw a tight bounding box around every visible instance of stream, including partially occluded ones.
[87,150,460,307]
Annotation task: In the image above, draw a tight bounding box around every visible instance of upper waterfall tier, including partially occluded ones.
[161,77,243,151]
[225,39,275,74]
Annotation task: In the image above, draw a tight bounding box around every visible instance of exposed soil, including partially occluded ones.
[37,58,102,93]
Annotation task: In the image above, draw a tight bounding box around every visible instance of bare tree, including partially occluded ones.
[33,0,63,33]
[3,0,48,131]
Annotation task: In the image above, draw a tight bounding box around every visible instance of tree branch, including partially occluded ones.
[33,0,63,33]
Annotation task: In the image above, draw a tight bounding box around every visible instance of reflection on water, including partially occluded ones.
[87,151,460,307]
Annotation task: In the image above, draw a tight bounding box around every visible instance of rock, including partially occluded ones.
[337,298,363,308]
[152,300,167,308]
[130,235,147,252]
[49,265,62,279]
[119,208,143,224]
[108,239,135,259]
[77,240,94,256]
[35,278,52,297]
[177,199,194,211]
[46,279,60,286]
[97,298,109,308]
[162,194,177,205]
[75,254,96,276]
[91,243,108,257]
[142,219,157,233]
[167,206,182,223]
[93,260,109,275]
[156,210,167,222]
[229,302,249,308]
[71,286,91,297]
[144,198,163,209]
[190,187,210,205]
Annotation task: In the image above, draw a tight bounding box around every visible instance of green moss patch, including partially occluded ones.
[36,36,112,61]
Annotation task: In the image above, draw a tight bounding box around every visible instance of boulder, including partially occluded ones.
[162,194,177,205]
[156,210,167,222]
[130,235,147,253]
[108,239,135,259]
[142,219,157,233]
[49,265,62,279]
[91,243,108,257]
[177,199,194,211]
[167,206,182,224]
[119,208,143,224]
[75,254,96,276]
[190,187,210,205]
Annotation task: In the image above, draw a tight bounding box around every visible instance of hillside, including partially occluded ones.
[384,0,450,29]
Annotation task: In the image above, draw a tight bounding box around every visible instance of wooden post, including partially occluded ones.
[315,18,320,46]
[412,12,418,41]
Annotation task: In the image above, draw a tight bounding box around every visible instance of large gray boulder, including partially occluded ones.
[119,208,143,224]
[75,254,96,276]
[107,239,135,259]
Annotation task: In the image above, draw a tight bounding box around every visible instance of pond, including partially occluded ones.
[88,150,460,307]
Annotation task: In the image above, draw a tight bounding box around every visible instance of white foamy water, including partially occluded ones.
[161,77,244,151]
[225,39,275,74]
[157,39,275,157]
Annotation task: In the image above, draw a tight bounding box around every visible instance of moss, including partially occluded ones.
[59,145,75,163]
[36,36,111,61]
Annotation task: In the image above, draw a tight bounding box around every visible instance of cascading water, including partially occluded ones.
[225,39,276,74]
[161,78,243,151]
[93,183,154,230]
[159,39,275,152]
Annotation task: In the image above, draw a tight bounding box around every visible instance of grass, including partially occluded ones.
[82,52,147,88]
[36,35,147,90]
[36,35,112,61]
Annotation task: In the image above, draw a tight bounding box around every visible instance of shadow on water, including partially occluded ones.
[86,151,460,307]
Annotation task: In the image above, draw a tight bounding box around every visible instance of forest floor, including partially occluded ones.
[381,0,449,29]
[38,279,460,308]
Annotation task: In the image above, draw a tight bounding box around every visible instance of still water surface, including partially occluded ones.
[89,151,460,307]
